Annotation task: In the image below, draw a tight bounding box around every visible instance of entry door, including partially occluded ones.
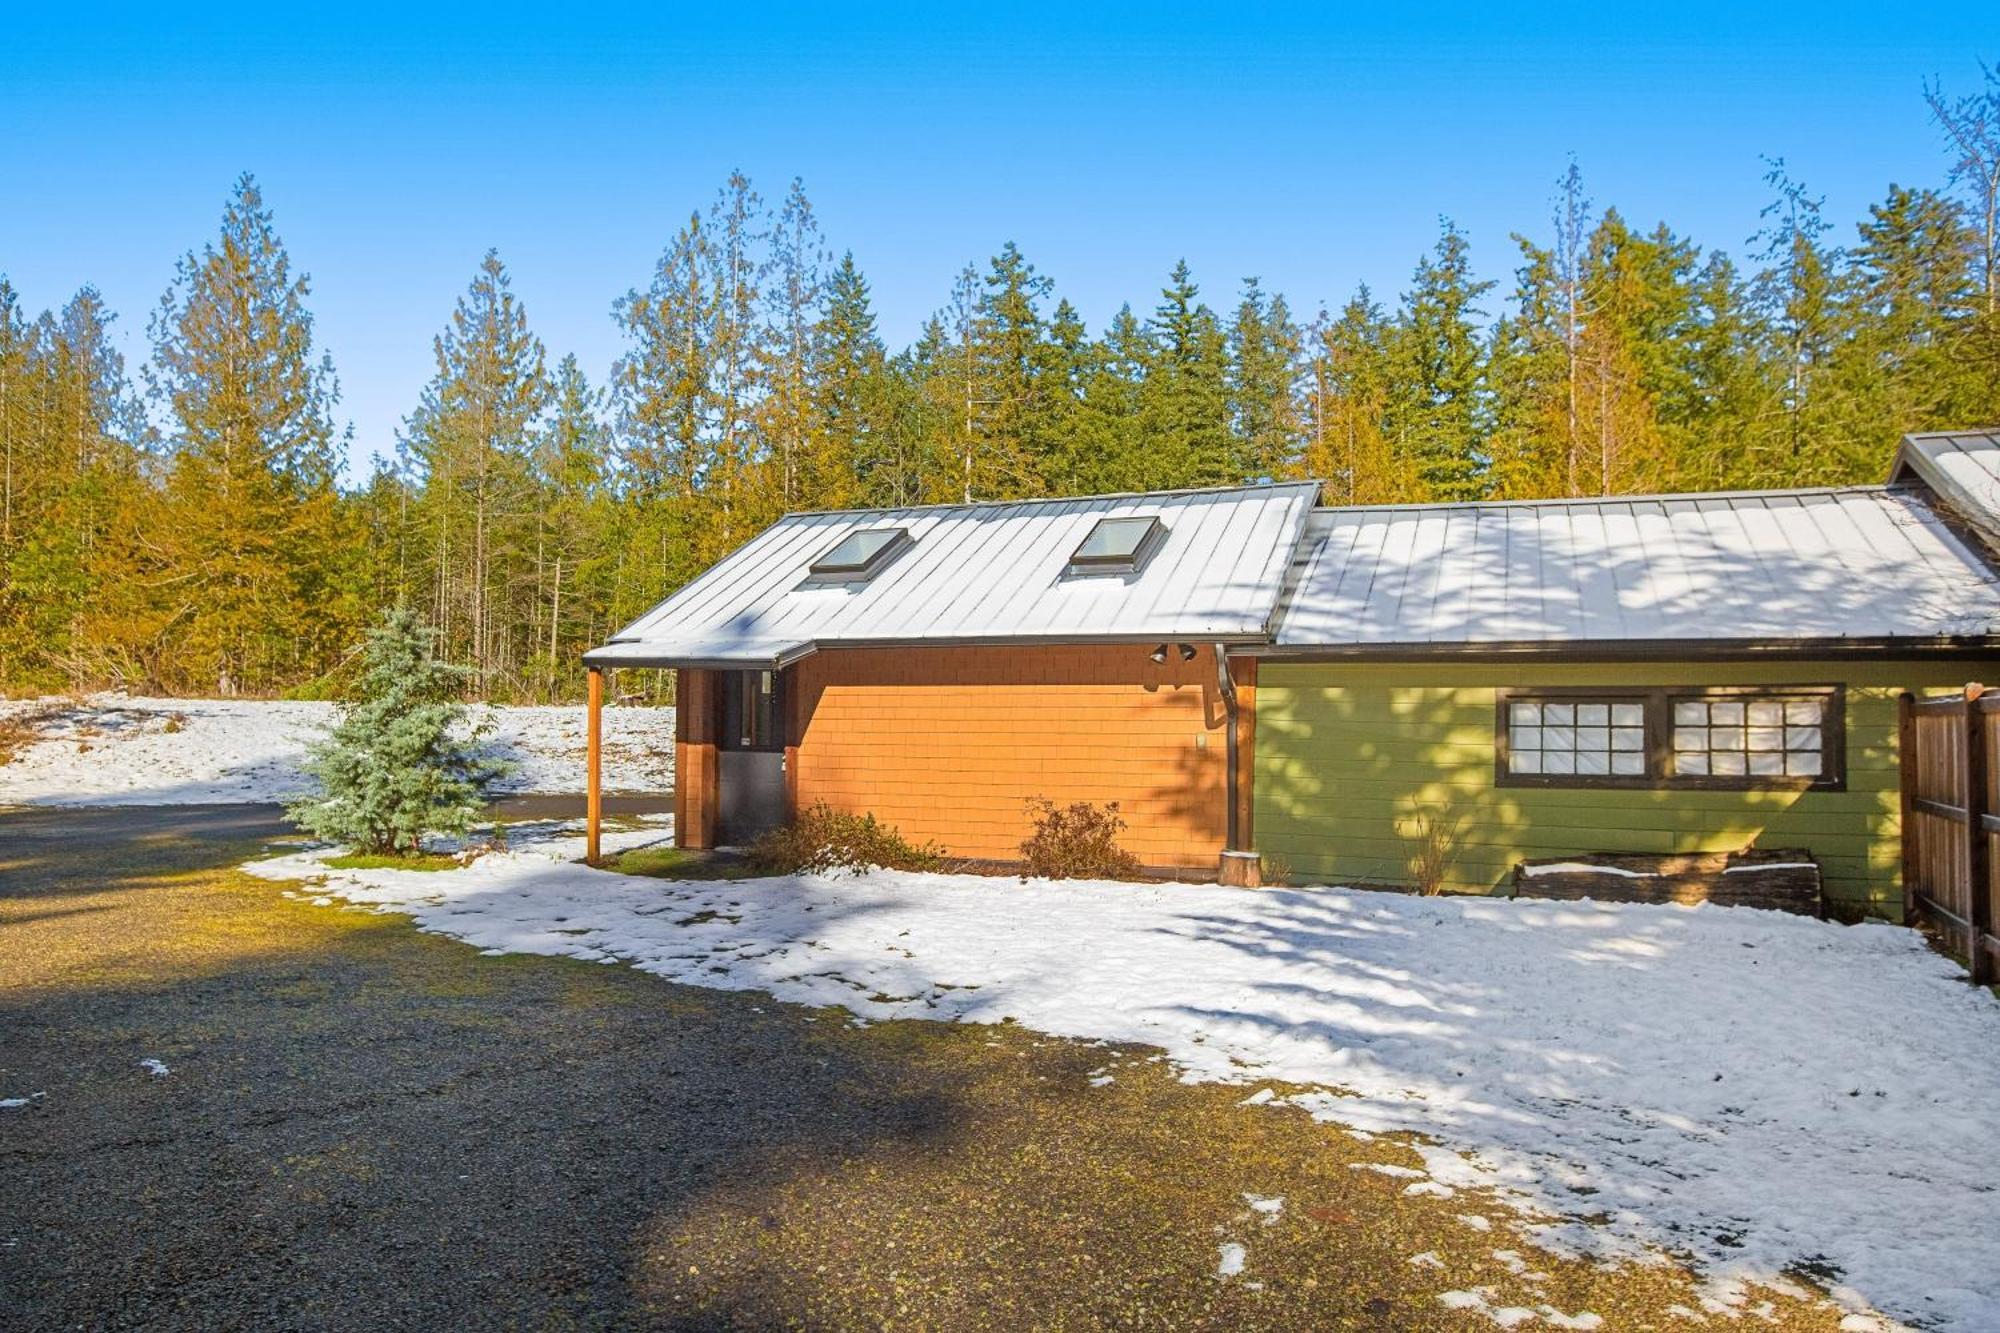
[717,669,786,845]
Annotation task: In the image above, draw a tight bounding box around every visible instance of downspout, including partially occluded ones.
[1212,643,1241,852]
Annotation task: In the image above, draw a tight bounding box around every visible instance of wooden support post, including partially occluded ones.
[1897,692,1918,926]
[586,666,604,866]
[1965,683,1992,986]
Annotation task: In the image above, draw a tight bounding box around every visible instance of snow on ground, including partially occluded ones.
[246,823,2000,1331]
[0,695,675,804]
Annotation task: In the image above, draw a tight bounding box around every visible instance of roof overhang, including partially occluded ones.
[582,630,1277,670]
[581,637,817,671]
[1888,430,2000,552]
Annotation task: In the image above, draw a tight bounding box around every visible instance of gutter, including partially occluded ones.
[1244,634,2000,663]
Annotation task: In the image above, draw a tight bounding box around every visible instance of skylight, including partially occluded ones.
[809,526,911,580]
[1067,515,1164,574]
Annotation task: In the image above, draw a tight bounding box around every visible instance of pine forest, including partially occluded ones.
[3,74,1998,702]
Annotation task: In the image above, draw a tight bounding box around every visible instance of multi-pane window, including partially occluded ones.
[1670,695,1826,779]
[1506,698,1648,777]
[1498,687,1841,790]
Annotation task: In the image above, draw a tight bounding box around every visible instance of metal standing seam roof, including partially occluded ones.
[1269,484,2000,649]
[1889,429,2000,550]
[586,482,1321,668]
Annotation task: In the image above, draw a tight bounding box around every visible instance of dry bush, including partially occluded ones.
[747,803,945,876]
[1019,797,1145,881]
[1401,803,1468,896]
[1259,853,1294,888]
[0,705,61,766]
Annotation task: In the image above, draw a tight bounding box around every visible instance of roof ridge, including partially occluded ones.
[1308,483,1918,517]
[1899,427,2000,444]
[777,478,1322,520]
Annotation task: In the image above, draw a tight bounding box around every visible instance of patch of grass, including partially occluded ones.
[323,851,462,872]
[608,845,761,881]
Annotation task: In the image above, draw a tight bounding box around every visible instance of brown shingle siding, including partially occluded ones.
[786,645,1237,869]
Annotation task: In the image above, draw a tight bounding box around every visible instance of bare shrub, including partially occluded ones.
[747,803,944,876]
[1401,803,1468,896]
[1259,853,1294,888]
[1020,797,1144,881]
[0,704,61,766]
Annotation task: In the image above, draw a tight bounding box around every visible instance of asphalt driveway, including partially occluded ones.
[0,804,1852,1330]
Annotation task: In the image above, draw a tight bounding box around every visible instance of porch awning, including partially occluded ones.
[581,635,815,671]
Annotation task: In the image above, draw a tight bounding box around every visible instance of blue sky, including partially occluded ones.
[4,5,1992,481]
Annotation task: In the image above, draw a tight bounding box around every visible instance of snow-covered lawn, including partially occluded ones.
[248,823,2000,1331]
[0,695,674,805]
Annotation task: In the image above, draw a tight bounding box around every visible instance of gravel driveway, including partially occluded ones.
[0,805,1856,1330]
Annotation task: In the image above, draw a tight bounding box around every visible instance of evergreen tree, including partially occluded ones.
[1486,238,1573,498]
[1056,303,1149,494]
[614,210,715,504]
[707,170,768,534]
[531,355,612,698]
[1748,159,1841,477]
[286,606,507,856]
[1821,185,1983,472]
[0,284,149,686]
[940,262,1009,501]
[1228,277,1305,480]
[1299,288,1407,502]
[762,177,828,509]
[1927,68,2000,324]
[975,241,1060,495]
[1387,221,1493,500]
[815,252,891,507]
[1576,213,1700,495]
[401,250,552,682]
[0,281,27,551]
[1140,260,1235,488]
[613,209,720,591]
[11,119,2000,702]
[1036,296,1099,494]
[144,174,348,695]
[1668,253,1775,489]
[883,313,963,506]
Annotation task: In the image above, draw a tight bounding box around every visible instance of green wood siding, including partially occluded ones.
[1252,660,1991,914]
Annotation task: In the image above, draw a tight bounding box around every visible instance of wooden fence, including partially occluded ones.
[1900,684,2000,984]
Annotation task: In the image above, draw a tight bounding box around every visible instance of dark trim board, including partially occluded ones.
[588,633,2000,671]
[585,630,1275,671]
[1250,636,2000,663]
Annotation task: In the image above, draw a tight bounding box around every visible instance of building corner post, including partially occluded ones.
[1212,644,1260,888]
[586,665,604,866]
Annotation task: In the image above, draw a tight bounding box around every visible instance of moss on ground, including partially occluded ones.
[321,851,462,872]
[604,844,760,881]
[0,806,1872,1330]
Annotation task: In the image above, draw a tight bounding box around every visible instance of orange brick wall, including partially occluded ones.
[785,644,1253,870]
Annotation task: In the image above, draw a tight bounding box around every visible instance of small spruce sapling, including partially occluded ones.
[285,608,509,856]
